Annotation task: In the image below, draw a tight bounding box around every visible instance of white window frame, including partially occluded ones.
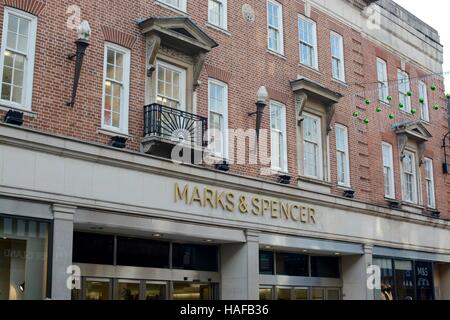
[302,112,323,180]
[424,158,436,209]
[401,150,418,204]
[270,101,288,173]
[382,142,395,199]
[0,7,37,111]
[419,80,430,122]
[267,0,284,55]
[208,0,227,30]
[101,43,131,134]
[298,15,318,70]
[335,124,350,187]
[157,0,187,13]
[330,32,345,82]
[155,60,187,111]
[398,69,411,113]
[377,58,389,103]
[208,78,229,159]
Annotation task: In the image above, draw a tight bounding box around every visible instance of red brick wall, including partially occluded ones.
[0,0,448,218]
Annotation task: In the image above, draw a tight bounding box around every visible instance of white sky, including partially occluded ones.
[393,0,450,90]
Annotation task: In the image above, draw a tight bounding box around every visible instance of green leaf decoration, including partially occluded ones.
[363,117,369,125]
[446,93,450,99]
[411,108,417,115]
[431,84,437,91]
[376,107,382,113]
[352,111,359,117]
[407,91,412,97]
[387,96,393,102]
[433,104,440,110]
[399,103,405,109]
[365,99,371,105]
[419,97,425,104]
[388,113,395,120]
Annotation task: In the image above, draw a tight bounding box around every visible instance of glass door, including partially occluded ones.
[326,288,341,300]
[145,282,167,300]
[311,288,325,300]
[116,279,140,300]
[84,278,112,300]
[293,288,309,300]
[172,283,215,300]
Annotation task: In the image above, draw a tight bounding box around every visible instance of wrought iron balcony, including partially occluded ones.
[142,103,207,156]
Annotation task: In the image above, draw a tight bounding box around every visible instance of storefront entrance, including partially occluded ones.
[72,278,217,300]
[259,286,341,300]
[71,232,220,300]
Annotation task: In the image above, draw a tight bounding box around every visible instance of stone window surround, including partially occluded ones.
[291,77,342,184]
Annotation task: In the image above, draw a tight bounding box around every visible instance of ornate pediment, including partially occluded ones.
[393,121,432,165]
[138,17,218,88]
[290,77,343,132]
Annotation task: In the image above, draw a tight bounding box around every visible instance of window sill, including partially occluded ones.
[337,184,353,191]
[331,78,348,87]
[206,23,230,36]
[271,168,289,176]
[379,100,391,107]
[97,127,132,139]
[298,64,321,75]
[298,175,332,194]
[401,202,424,214]
[0,104,37,118]
[154,1,188,16]
[266,49,286,60]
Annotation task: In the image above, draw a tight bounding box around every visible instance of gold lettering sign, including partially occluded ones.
[175,183,317,224]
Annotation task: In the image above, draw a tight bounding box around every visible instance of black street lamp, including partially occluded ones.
[66,21,91,107]
[249,86,269,141]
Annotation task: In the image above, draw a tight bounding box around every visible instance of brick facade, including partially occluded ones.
[0,0,448,218]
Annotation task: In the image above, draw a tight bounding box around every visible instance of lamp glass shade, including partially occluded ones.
[77,21,91,41]
[256,86,269,104]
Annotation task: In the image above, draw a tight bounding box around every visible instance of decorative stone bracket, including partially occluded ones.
[146,34,161,77]
[291,77,342,133]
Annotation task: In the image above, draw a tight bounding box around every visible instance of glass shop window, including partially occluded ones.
[373,258,394,300]
[0,216,50,300]
[275,252,309,277]
[415,261,434,301]
[310,256,341,278]
[394,260,415,300]
[259,251,275,275]
[172,244,219,272]
[72,232,114,265]
[116,237,170,268]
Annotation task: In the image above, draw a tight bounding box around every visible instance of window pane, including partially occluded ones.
[259,287,273,300]
[145,283,166,300]
[12,86,22,103]
[172,244,218,272]
[72,232,115,265]
[259,251,274,275]
[6,31,17,51]
[415,261,434,301]
[311,256,341,278]
[85,280,110,300]
[276,288,291,300]
[394,260,415,300]
[116,281,140,300]
[275,252,309,276]
[116,237,170,268]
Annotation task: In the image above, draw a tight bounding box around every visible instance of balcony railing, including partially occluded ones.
[144,103,208,148]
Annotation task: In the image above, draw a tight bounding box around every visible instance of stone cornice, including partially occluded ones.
[1,123,449,231]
